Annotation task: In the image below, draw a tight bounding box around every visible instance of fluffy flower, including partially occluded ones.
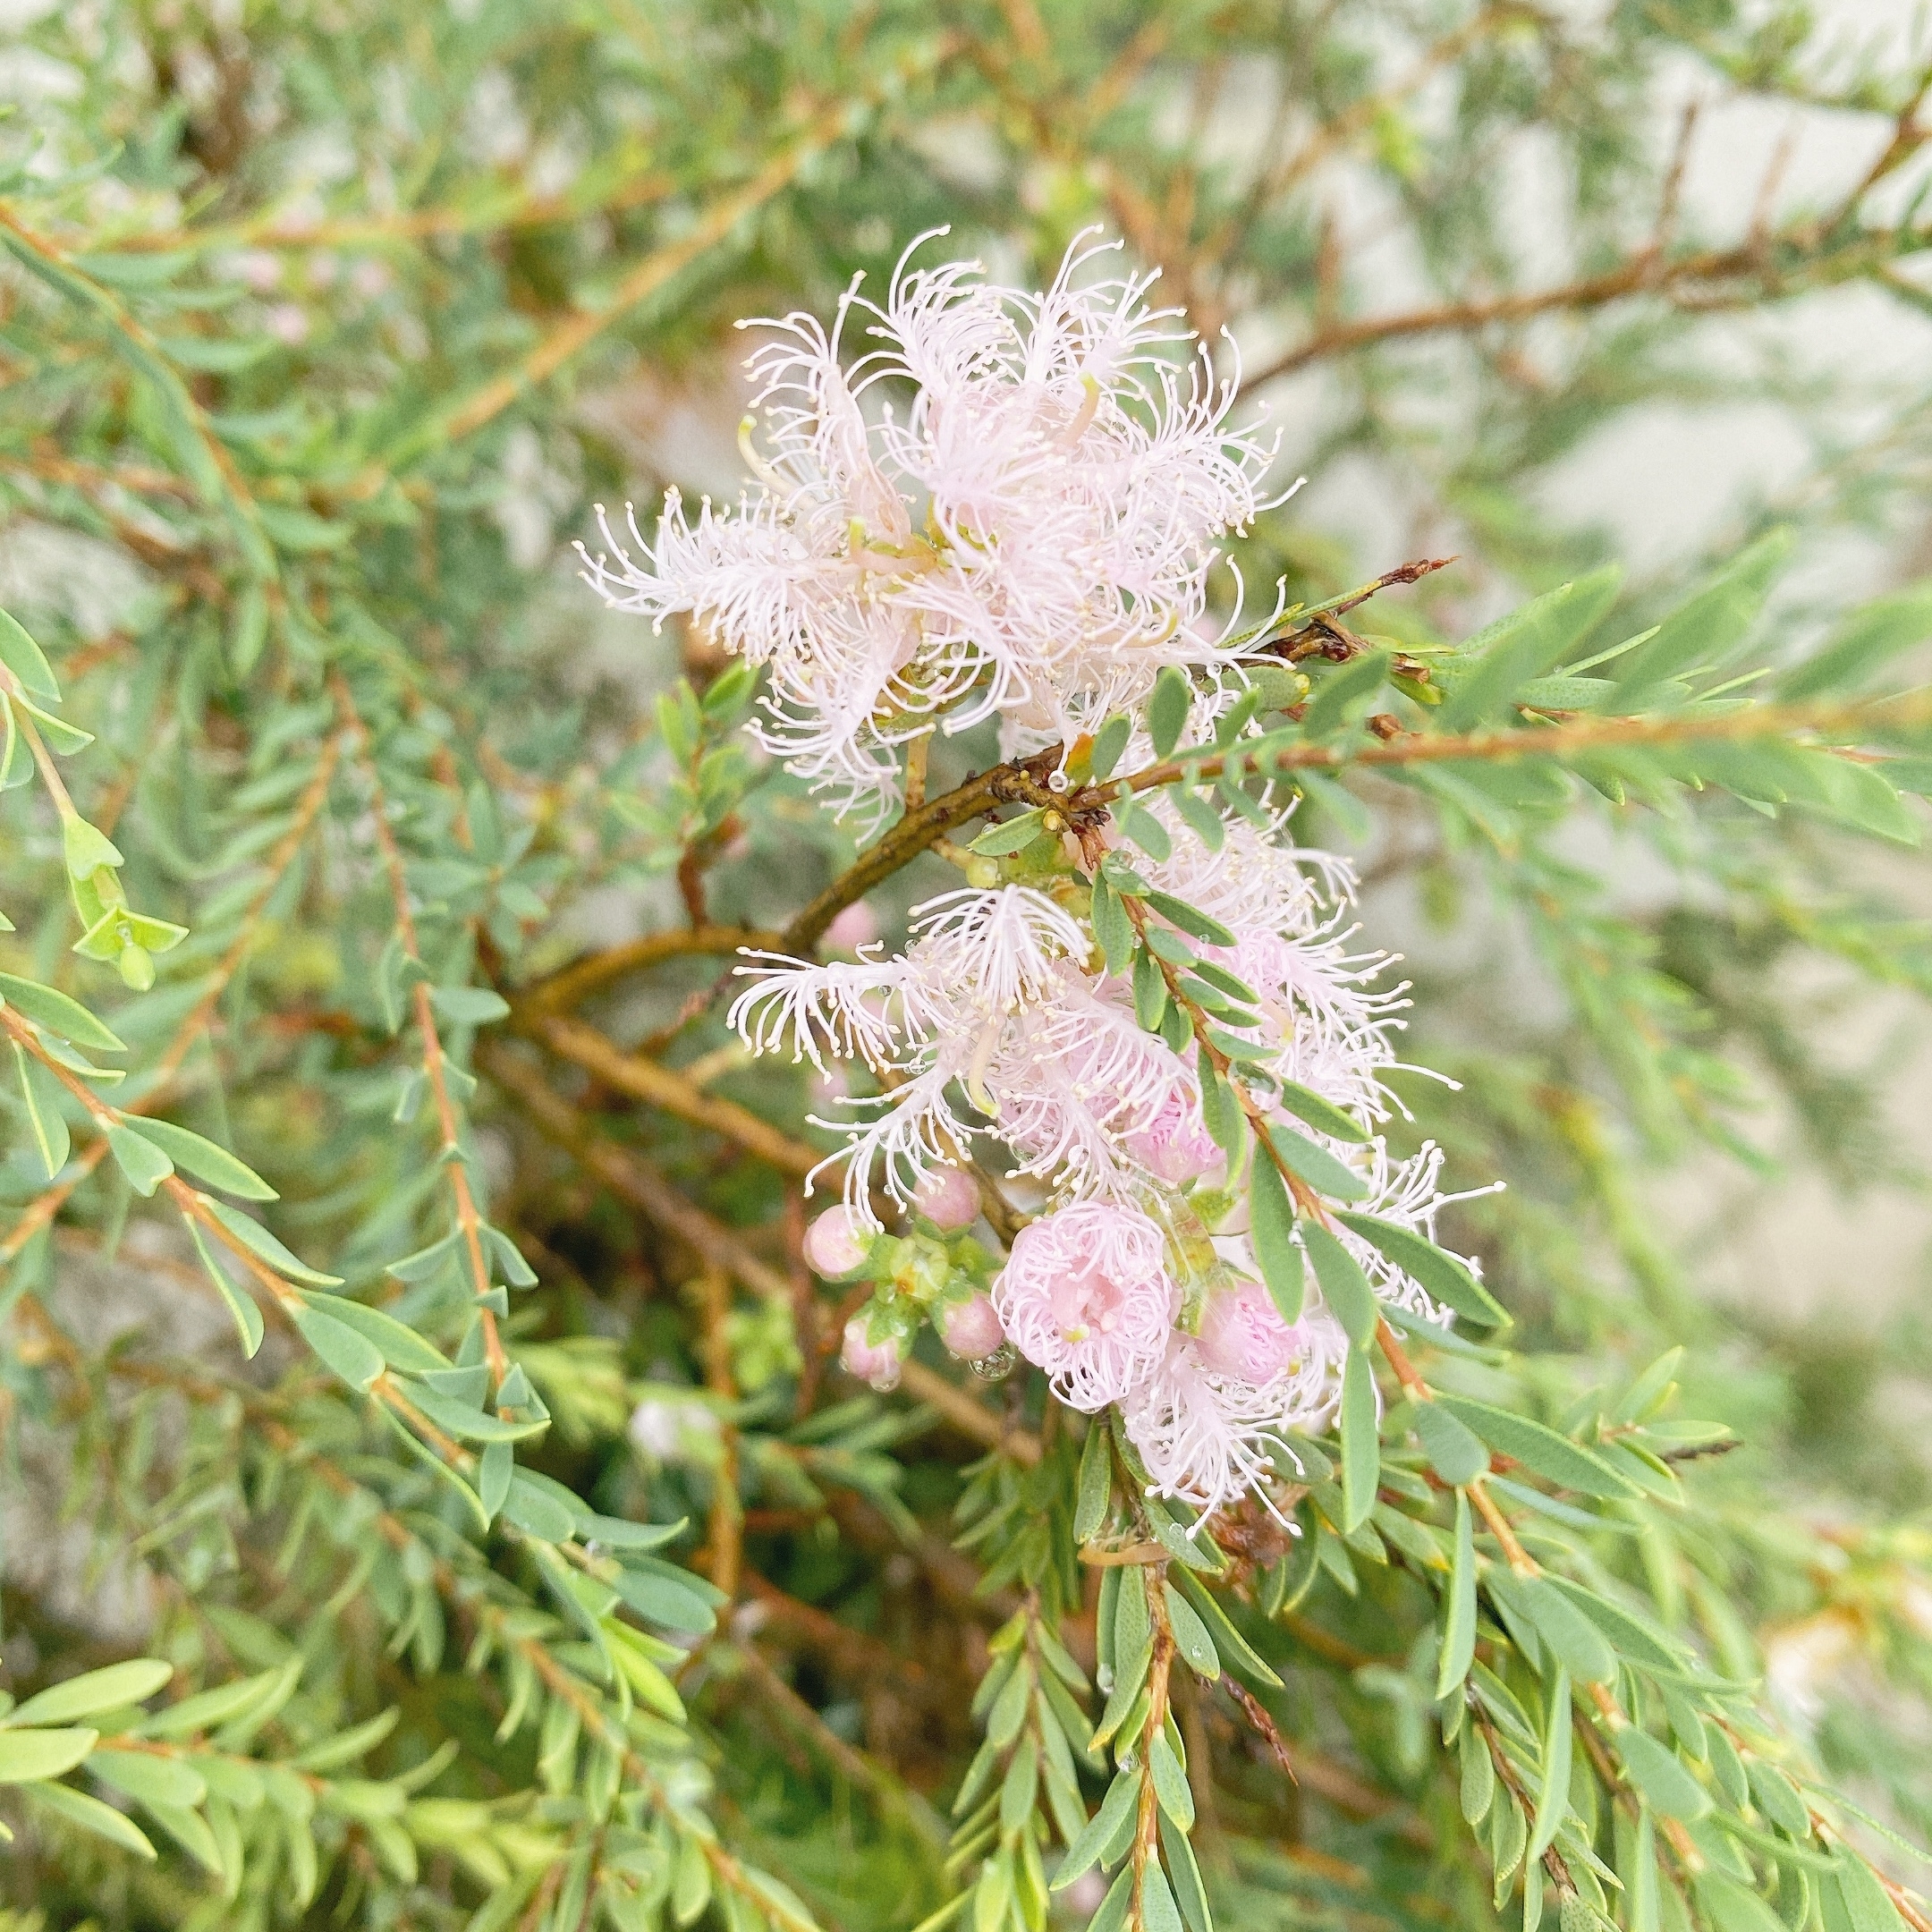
[993,1201,1177,1411]
[580,232,1279,820]
[1123,1312,1344,1524]
[1195,1278,1301,1384]
[731,886,1201,1223]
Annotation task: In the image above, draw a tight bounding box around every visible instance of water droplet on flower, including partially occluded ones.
[970,1343,1016,1381]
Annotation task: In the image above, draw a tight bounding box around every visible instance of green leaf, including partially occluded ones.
[1089,715,1132,782]
[1301,650,1390,741]
[105,1123,174,1197]
[0,973,125,1052]
[1261,1123,1367,1202]
[1338,1346,1379,1533]
[429,985,511,1026]
[13,1040,69,1181]
[1436,1492,1477,1699]
[1091,877,1132,975]
[1196,1052,1246,1165]
[62,820,123,884]
[1436,569,1622,731]
[1616,1730,1710,1819]
[89,1748,207,1809]
[1507,1576,1617,1683]
[1074,1418,1113,1543]
[297,1292,451,1374]
[1614,527,1793,690]
[1301,1221,1377,1346]
[23,700,94,756]
[1543,1579,1690,1675]
[292,1302,386,1391]
[1250,1156,1302,1322]
[185,1218,265,1358]
[1434,1396,1642,1501]
[580,1512,686,1552]
[25,1778,157,1859]
[1527,1670,1571,1862]
[611,1565,717,1635]
[1115,799,1172,860]
[8,1661,172,1728]
[1149,1731,1193,1828]
[1148,666,1191,758]
[502,1471,576,1541]
[1141,1860,1184,1932]
[0,1727,98,1782]
[1781,580,1932,698]
[1628,1809,1659,1932]
[0,609,60,703]
[407,1382,550,1443]
[1140,891,1236,946]
[1414,1402,1489,1486]
[972,809,1050,856]
[1170,789,1225,851]
[1274,1079,1370,1145]
[1825,1856,1908,1932]
[1162,1583,1219,1679]
[1695,1872,1790,1932]
[1168,1570,1282,1689]
[1334,1212,1508,1327]
[1053,1771,1138,1888]
[1158,1810,1214,1932]
[126,1117,275,1199]
[198,1198,341,1286]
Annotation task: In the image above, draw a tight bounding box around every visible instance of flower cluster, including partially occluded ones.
[605,246,1492,1526]
[738,782,1487,1521]
[580,232,1280,822]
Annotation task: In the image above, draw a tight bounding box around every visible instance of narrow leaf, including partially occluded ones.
[1436,1492,1478,1699]
[1250,1157,1302,1322]
[1339,1346,1380,1532]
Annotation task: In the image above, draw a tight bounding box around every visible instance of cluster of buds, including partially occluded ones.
[807,1167,1012,1394]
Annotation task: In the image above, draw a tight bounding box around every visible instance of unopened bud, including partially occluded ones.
[803,1205,870,1277]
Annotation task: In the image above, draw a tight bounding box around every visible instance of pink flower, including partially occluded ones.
[1195,1279,1305,1384]
[939,1293,1005,1360]
[912,1165,980,1232]
[1124,1089,1219,1185]
[841,1317,902,1392]
[992,1202,1177,1411]
[1123,1313,1344,1522]
[804,1206,871,1277]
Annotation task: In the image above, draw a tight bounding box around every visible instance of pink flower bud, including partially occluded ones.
[1196,1279,1304,1385]
[939,1294,1006,1360]
[804,1206,870,1277]
[841,1317,902,1392]
[912,1165,980,1232]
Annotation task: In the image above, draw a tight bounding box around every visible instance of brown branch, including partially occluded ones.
[779,750,1065,953]
[1246,224,1932,385]
[527,1013,821,1178]
[1110,689,1932,797]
